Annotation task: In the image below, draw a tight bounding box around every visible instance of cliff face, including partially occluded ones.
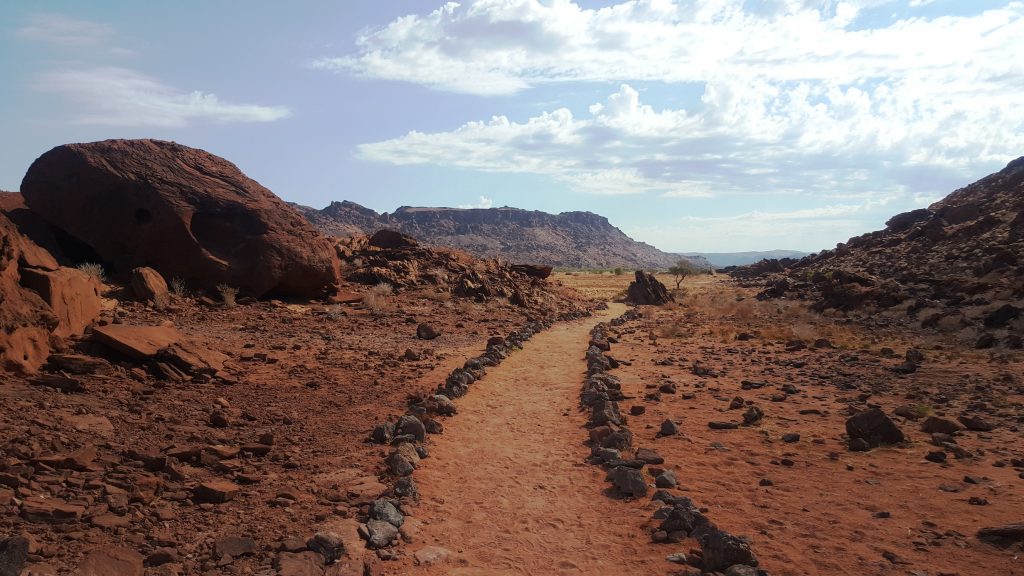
[296,202,707,270]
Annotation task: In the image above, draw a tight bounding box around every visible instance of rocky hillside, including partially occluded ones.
[743,156,1024,348]
[296,201,708,270]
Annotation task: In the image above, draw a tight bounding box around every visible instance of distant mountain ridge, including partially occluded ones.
[684,250,810,268]
[294,200,708,270]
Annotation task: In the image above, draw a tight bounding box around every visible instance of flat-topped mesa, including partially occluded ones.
[297,201,708,270]
[21,139,340,299]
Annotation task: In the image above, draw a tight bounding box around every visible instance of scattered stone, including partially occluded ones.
[708,421,739,430]
[0,536,29,576]
[742,406,763,425]
[396,415,426,443]
[701,530,757,573]
[655,470,678,489]
[659,419,679,436]
[75,546,144,576]
[635,448,665,465]
[845,408,904,448]
[608,466,648,497]
[977,523,1024,548]
[307,532,345,564]
[925,451,947,463]
[192,481,239,504]
[629,405,646,416]
[360,520,399,549]
[848,438,870,452]
[416,323,441,340]
[782,433,800,443]
[407,546,447,567]
[958,414,996,432]
[369,499,404,527]
[214,536,257,559]
[665,553,688,564]
[921,416,961,434]
[274,551,326,576]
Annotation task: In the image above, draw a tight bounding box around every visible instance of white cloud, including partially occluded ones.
[358,80,1024,199]
[317,1,1024,97]
[458,195,494,208]
[35,67,291,127]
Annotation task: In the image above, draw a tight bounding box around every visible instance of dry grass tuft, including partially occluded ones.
[362,282,393,315]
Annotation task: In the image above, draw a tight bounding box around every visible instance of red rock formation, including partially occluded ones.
[1,208,104,374]
[21,139,340,298]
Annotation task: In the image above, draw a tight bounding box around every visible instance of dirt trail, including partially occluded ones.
[395,303,664,575]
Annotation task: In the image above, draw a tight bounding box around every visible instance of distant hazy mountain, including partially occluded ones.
[684,250,810,268]
[294,200,710,270]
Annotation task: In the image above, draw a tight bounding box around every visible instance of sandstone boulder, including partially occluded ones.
[511,264,553,279]
[368,229,418,249]
[131,267,170,309]
[21,139,340,298]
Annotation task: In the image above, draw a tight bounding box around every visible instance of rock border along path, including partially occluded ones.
[582,309,763,576]
[385,303,674,575]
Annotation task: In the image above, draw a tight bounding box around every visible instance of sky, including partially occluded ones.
[1,1,1022,253]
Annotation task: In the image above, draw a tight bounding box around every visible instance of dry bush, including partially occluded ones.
[455,299,478,315]
[215,284,238,306]
[169,277,190,297]
[362,282,394,315]
[76,262,106,282]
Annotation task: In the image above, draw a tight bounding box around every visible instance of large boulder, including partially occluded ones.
[626,271,673,305]
[21,139,340,298]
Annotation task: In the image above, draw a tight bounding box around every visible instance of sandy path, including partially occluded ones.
[395,304,666,575]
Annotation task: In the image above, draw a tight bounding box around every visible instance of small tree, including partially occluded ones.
[668,259,701,289]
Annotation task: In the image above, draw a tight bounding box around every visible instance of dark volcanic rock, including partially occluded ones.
[21,139,340,298]
[977,523,1024,549]
[701,530,757,572]
[846,408,905,448]
[626,271,673,305]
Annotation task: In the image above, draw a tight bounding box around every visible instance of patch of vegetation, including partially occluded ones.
[76,262,106,282]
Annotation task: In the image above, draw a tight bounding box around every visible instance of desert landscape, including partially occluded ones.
[2,3,1024,575]
[0,138,1020,576]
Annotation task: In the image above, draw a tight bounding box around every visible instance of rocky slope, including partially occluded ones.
[739,156,1024,348]
[296,201,708,270]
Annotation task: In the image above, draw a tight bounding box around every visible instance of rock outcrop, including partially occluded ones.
[626,271,673,305]
[0,212,100,374]
[21,139,340,299]
[296,201,709,270]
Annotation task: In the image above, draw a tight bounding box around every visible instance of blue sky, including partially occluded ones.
[1,1,1021,252]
